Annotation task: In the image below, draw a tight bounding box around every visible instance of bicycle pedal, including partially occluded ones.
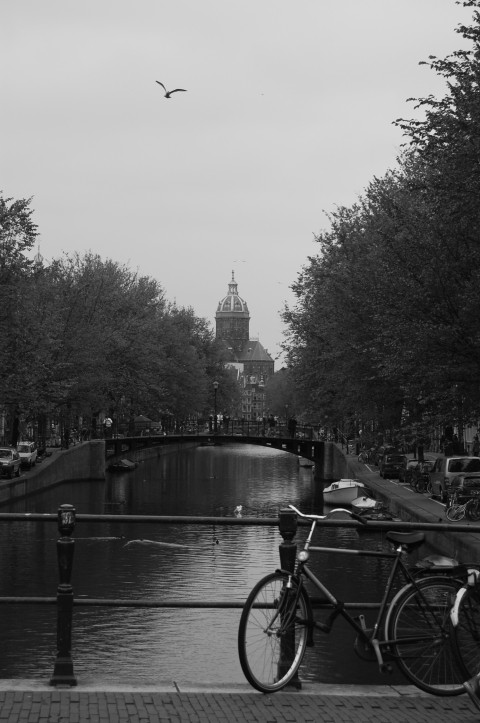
[354,614,368,631]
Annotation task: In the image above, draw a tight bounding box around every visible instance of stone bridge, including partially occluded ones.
[105,434,351,481]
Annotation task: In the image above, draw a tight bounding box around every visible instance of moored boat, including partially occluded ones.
[323,478,365,505]
[351,494,378,510]
[356,507,397,523]
[297,456,314,468]
[107,458,138,472]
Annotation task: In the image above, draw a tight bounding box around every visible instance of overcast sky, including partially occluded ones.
[2,1,472,364]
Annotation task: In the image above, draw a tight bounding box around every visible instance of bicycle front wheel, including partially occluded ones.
[387,576,465,696]
[238,571,309,692]
[446,505,465,522]
[452,583,480,678]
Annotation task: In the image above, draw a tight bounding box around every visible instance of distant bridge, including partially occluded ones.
[105,428,350,481]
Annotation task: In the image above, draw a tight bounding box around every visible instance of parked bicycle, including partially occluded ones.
[238,505,470,695]
[445,492,480,522]
[358,448,375,464]
[411,460,435,494]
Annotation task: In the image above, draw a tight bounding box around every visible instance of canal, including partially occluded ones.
[0,443,407,686]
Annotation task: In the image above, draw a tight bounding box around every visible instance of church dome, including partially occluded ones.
[216,272,250,317]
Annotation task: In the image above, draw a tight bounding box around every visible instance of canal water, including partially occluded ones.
[0,443,406,685]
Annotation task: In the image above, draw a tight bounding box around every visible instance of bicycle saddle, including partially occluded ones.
[386,531,424,549]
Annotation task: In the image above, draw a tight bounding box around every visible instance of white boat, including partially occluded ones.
[351,494,378,510]
[323,479,365,505]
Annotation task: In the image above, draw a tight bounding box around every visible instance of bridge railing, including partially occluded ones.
[104,421,329,460]
[104,419,328,440]
[1,506,475,687]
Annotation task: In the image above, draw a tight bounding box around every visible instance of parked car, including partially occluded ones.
[373,445,396,466]
[17,441,37,468]
[379,452,407,479]
[398,458,421,485]
[0,447,21,478]
[430,456,480,501]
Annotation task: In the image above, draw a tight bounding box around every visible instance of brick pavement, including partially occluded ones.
[0,683,479,723]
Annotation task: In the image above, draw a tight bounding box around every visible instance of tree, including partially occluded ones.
[0,194,39,444]
[282,2,480,441]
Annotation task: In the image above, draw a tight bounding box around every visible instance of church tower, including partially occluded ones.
[215,272,250,354]
[215,273,274,420]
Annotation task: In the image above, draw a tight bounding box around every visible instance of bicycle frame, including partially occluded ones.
[239,505,471,694]
[287,516,447,672]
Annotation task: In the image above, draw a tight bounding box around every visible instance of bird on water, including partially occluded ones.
[155,81,187,98]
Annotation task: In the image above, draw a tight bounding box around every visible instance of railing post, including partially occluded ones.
[278,508,297,572]
[50,504,77,687]
[278,508,301,688]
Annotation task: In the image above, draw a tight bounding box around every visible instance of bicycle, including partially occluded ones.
[238,504,470,695]
[445,493,480,522]
[446,494,469,521]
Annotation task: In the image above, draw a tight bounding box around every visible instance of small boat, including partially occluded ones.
[356,507,396,524]
[351,494,378,510]
[298,456,314,468]
[107,458,138,472]
[323,478,365,505]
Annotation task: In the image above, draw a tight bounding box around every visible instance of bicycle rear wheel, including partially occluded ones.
[238,571,309,692]
[452,583,480,678]
[466,499,480,522]
[386,576,465,696]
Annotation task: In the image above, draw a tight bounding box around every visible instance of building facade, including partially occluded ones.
[215,273,274,420]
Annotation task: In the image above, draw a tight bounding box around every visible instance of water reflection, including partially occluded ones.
[0,443,404,686]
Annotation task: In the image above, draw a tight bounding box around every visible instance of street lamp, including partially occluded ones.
[285,404,289,435]
[213,381,219,433]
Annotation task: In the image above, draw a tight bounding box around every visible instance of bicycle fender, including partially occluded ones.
[450,586,467,627]
[450,569,480,626]
[274,569,315,646]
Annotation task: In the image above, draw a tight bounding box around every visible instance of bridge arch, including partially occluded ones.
[105,435,350,481]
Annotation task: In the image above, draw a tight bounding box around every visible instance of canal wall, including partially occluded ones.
[0,439,200,505]
[313,442,353,481]
[0,441,105,505]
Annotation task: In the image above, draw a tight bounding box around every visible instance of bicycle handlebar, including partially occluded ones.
[288,504,368,524]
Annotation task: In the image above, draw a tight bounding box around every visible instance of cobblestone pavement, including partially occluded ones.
[0,682,479,723]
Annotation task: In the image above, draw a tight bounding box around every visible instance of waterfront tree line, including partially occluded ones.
[282,1,480,446]
[0,195,241,444]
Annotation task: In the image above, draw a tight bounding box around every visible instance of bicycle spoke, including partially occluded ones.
[387,578,465,696]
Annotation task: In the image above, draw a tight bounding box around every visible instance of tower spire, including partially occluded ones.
[215,273,250,352]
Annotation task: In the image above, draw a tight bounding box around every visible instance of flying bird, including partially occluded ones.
[156,81,187,98]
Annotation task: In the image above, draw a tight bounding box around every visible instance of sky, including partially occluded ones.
[2,1,473,365]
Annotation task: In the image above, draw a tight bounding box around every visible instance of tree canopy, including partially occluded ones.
[282,0,480,443]
[0,200,236,443]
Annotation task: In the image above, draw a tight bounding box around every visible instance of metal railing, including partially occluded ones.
[1,506,479,687]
